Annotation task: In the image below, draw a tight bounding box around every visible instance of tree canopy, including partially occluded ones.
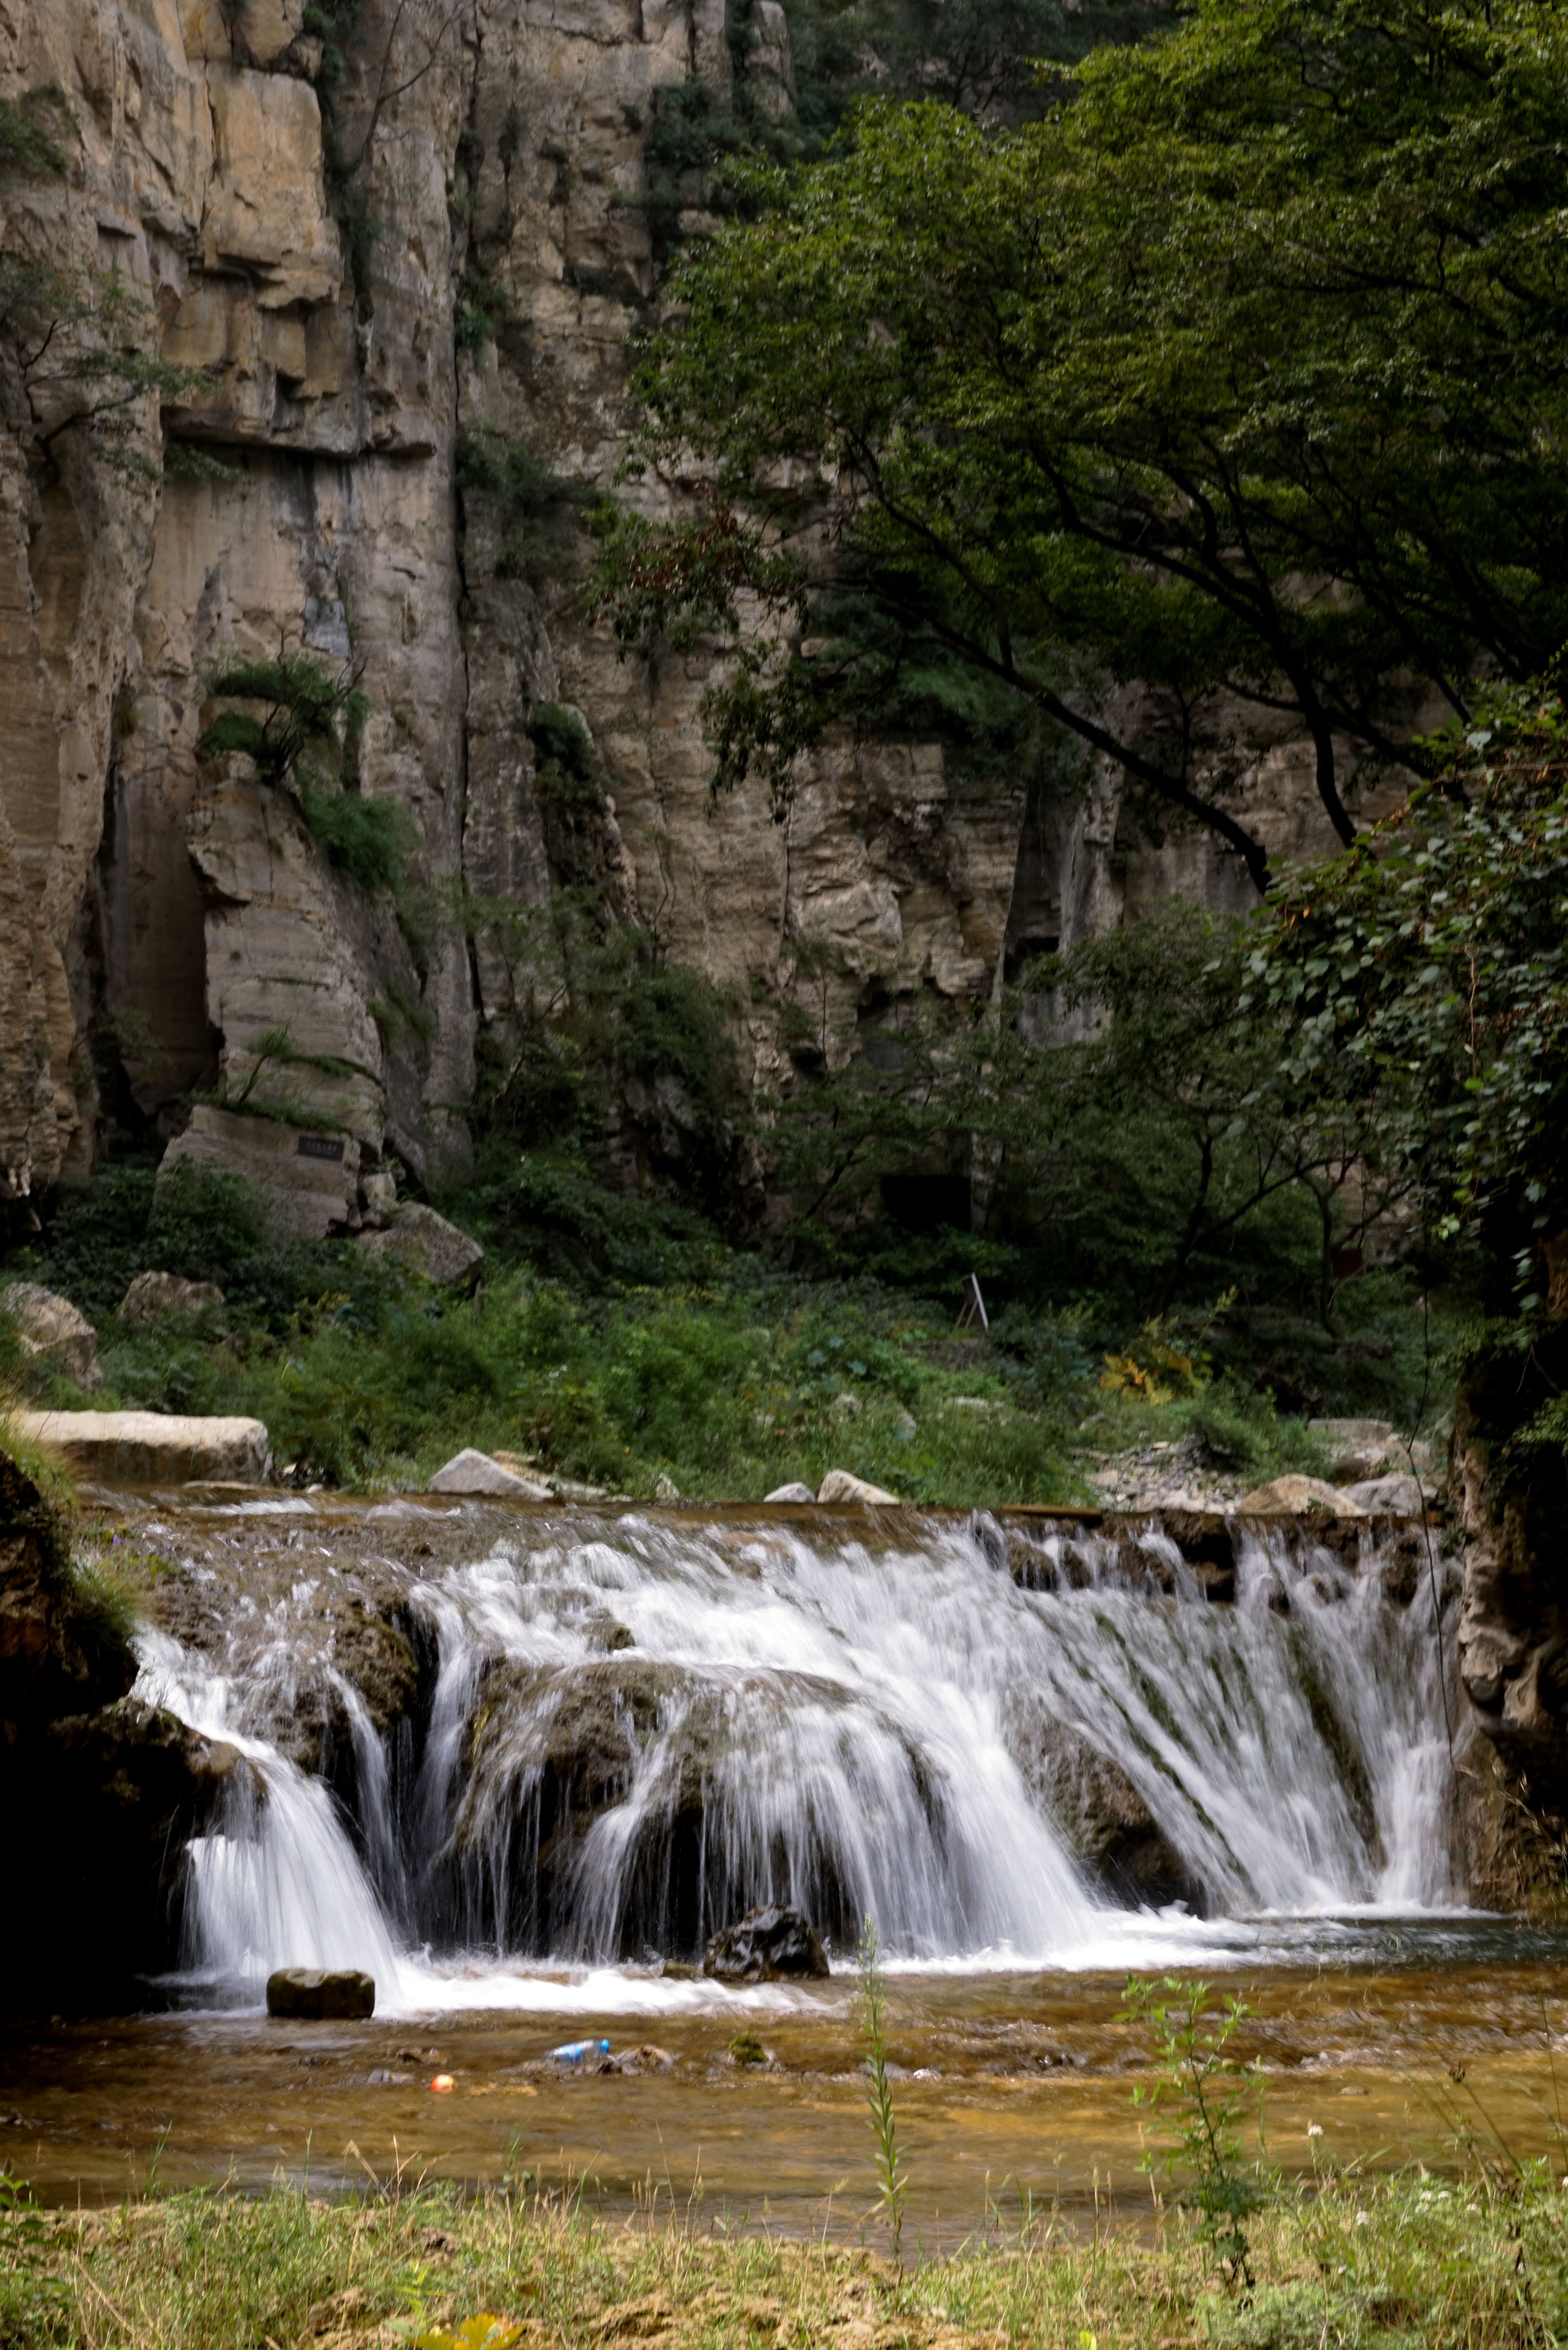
[595,0,1568,891]
[1257,691,1568,1313]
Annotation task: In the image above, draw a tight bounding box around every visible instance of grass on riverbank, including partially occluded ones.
[0,1154,1371,1503]
[2,2163,1566,2350]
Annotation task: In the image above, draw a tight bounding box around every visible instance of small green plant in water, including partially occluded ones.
[727,2031,767,2067]
[857,1914,908,2267]
[1122,1975,1263,2292]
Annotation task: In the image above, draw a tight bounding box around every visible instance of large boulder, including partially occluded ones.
[1,1282,101,1390]
[266,1967,375,2020]
[358,1202,483,1287]
[10,1409,271,1486]
[1004,1703,1206,1913]
[427,1448,549,1498]
[703,1903,831,1983]
[118,1272,226,1325]
[159,1106,361,1241]
[1341,1471,1431,1517]
[817,1468,899,1505]
[1234,1474,1365,1518]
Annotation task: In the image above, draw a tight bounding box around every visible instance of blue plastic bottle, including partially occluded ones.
[549,2037,611,2063]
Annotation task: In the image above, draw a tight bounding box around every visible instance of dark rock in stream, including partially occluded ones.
[449,1654,884,1959]
[704,1904,831,1982]
[1002,1699,1208,1915]
[267,1968,376,2020]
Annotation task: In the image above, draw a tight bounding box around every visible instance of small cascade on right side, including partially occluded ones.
[1004,1515,1456,1913]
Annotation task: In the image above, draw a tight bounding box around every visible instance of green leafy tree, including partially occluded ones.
[982,909,1410,1327]
[1256,688,1568,1508]
[594,0,1568,891]
[1,260,220,484]
[1258,694,1568,1305]
[768,908,1413,1405]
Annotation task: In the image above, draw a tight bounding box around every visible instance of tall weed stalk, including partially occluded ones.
[857,1915,908,2267]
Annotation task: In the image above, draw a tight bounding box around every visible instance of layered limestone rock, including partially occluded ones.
[0,0,1428,1234]
[1,0,473,1208]
[445,0,1078,1138]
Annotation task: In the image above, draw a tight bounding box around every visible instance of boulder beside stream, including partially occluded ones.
[9,1408,271,1486]
[427,1447,550,1497]
[817,1469,899,1504]
[0,1280,101,1389]
[1234,1474,1365,1517]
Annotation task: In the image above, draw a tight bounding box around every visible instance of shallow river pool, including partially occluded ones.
[9,1924,1568,2242]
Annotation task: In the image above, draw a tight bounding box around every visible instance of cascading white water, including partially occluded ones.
[136,1632,408,1997]
[136,1506,1459,2010]
[1006,1522,1454,1912]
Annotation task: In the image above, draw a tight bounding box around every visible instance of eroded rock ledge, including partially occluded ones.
[0,1443,238,2013]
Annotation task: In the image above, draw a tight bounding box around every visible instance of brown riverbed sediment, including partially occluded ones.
[7,1952,1567,2238]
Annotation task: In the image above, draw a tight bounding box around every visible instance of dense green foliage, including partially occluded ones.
[769,905,1431,1418]
[455,428,591,577]
[1260,692,1568,1307]
[0,1123,1347,1494]
[638,0,1173,239]
[0,85,69,177]
[297,784,414,895]
[1257,690,1568,1495]
[462,903,755,1216]
[197,652,368,791]
[596,0,1568,890]
[0,1151,1097,1496]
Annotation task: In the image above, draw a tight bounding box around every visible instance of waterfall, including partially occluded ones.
[134,1506,1458,2011]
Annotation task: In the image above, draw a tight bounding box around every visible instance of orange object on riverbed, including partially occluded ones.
[431,2073,455,2093]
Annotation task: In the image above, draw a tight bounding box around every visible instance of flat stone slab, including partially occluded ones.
[10,1409,272,1486]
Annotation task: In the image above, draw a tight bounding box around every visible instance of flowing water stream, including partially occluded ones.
[17,1494,1563,2220]
[125,1499,1457,2007]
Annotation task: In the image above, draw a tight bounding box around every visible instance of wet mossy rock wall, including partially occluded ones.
[0,1440,235,2013]
[0,0,1372,1212]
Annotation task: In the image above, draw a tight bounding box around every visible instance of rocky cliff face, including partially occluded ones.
[0,0,1377,1225]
